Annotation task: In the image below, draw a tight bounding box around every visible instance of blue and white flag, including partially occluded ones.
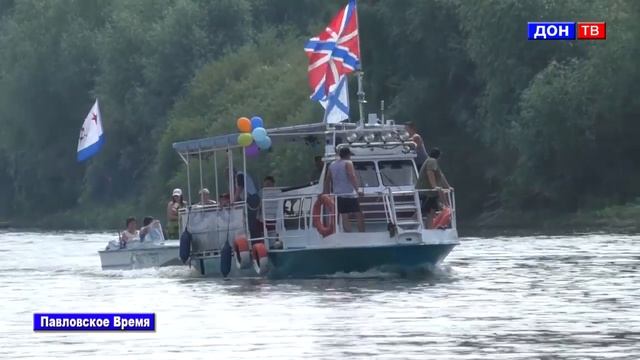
[320,76,349,124]
[77,99,104,162]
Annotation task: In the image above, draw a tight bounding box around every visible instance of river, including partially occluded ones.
[0,231,638,359]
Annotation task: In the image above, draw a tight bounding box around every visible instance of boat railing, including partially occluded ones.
[179,202,249,256]
[259,187,456,250]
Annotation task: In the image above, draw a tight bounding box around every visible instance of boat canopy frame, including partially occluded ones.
[172,121,415,231]
[171,121,412,158]
[172,122,357,157]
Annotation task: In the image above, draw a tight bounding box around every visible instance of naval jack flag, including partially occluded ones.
[320,76,349,123]
[77,99,104,162]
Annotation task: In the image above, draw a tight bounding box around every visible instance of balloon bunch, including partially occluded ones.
[237,116,272,157]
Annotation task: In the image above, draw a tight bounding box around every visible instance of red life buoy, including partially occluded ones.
[233,234,251,269]
[252,243,269,275]
[312,194,336,237]
[431,207,452,229]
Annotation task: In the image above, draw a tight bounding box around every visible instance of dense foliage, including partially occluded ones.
[0,0,637,226]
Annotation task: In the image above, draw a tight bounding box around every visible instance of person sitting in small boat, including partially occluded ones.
[166,188,186,239]
[139,216,165,242]
[120,217,139,246]
[196,188,216,206]
[416,147,453,228]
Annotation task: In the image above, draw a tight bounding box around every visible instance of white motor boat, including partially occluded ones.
[172,121,459,279]
[98,224,181,270]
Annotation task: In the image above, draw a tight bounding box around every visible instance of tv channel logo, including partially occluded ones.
[528,22,606,40]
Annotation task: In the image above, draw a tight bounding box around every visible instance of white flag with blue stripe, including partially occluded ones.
[77,99,104,162]
[320,76,349,124]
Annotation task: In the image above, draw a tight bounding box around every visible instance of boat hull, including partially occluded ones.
[99,244,181,270]
[192,243,455,279]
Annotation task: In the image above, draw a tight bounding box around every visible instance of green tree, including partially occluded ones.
[0,0,108,215]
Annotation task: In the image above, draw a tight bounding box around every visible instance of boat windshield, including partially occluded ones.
[379,160,416,186]
[354,161,379,187]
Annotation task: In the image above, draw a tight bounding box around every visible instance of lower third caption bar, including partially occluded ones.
[33,313,155,331]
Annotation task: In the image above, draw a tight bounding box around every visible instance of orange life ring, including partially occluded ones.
[233,234,251,269]
[312,194,336,237]
[252,242,269,275]
[431,207,452,229]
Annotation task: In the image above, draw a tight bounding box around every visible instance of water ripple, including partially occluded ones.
[0,232,639,359]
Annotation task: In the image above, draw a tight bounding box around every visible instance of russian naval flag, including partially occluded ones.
[77,99,104,162]
[320,76,349,124]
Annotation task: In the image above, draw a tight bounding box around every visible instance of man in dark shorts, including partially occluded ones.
[416,147,453,228]
[324,147,365,232]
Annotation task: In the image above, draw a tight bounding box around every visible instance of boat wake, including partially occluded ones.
[91,265,197,279]
[315,263,458,283]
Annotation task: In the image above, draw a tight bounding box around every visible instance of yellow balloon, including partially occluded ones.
[237,133,253,147]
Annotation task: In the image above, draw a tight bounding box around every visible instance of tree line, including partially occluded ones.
[0,0,638,226]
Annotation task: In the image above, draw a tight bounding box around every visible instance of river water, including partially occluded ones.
[0,231,639,359]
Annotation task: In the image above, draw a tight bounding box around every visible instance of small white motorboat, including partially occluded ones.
[98,224,181,270]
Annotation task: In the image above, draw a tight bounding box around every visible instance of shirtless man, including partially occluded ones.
[166,188,185,239]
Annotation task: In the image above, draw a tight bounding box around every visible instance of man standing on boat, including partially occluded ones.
[417,148,452,228]
[166,188,185,239]
[325,147,365,232]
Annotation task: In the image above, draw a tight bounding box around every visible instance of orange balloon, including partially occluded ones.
[237,117,251,133]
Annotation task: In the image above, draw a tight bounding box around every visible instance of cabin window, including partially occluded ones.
[283,198,308,230]
[354,161,379,188]
[379,160,416,186]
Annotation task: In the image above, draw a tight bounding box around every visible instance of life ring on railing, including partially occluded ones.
[431,207,452,229]
[312,194,336,237]
[252,242,269,275]
[233,234,251,269]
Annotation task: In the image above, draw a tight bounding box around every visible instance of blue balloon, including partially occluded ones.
[251,116,264,130]
[256,136,272,150]
[252,127,267,142]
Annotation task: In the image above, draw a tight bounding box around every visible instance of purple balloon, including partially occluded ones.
[245,142,260,157]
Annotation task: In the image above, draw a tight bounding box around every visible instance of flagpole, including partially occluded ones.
[355,0,365,128]
[357,71,366,127]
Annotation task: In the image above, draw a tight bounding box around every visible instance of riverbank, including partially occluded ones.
[8,202,149,232]
[461,200,640,236]
[5,200,640,236]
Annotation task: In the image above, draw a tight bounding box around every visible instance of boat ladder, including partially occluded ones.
[386,189,423,231]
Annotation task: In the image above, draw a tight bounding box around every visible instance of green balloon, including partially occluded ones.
[238,133,253,147]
